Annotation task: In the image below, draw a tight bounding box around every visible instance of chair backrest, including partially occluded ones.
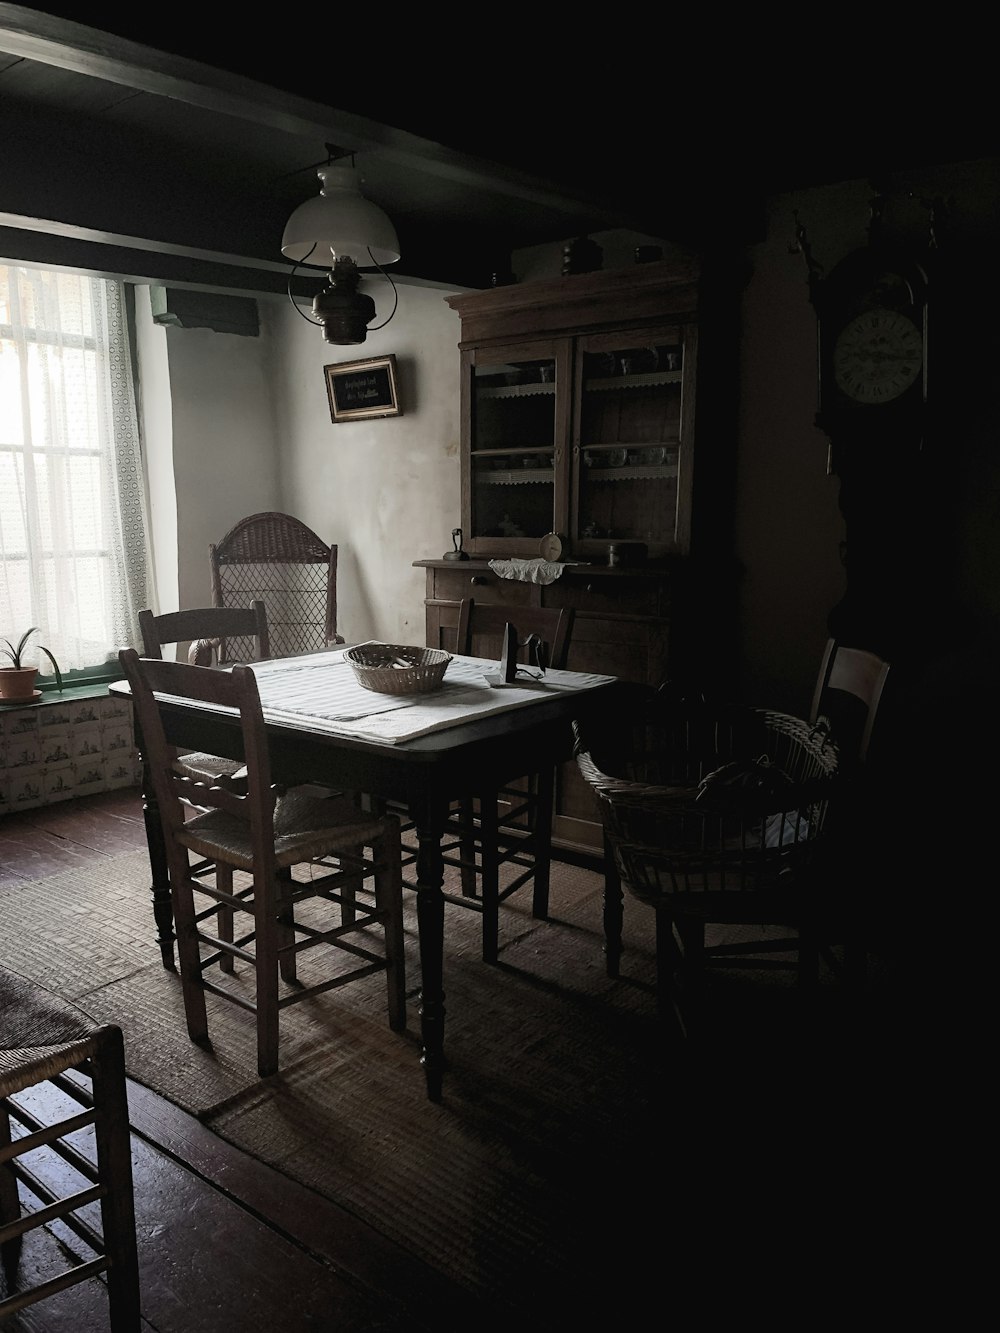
[808,638,890,765]
[455,599,574,670]
[118,648,275,851]
[209,511,339,660]
[138,602,270,666]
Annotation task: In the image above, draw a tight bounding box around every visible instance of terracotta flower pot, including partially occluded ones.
[0,666,39,702]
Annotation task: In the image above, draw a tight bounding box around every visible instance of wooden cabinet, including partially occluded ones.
[447,258,700,563]
[415,256,715,854]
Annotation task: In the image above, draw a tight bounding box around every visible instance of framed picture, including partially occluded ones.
[324,354,401,423]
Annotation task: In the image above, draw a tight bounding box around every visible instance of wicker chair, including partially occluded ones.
[574,688,843,1034]
[209,512,344,660]
[118,649,406,1078]
[1,967,140,1328]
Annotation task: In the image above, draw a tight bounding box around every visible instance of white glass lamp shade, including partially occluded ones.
[281,160,400,268]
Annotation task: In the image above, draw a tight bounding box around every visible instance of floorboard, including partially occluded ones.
[1,789,481,1332]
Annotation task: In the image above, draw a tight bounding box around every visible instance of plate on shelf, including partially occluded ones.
[606,449,627,467]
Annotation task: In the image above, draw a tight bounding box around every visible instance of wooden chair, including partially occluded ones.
[809,638,891,769]
[118,649,406,1078]
[1,966,140,1329]
[574,692,843,1035]
[806,638,892,974]
[406,599,574,962]
[139,602,270,669]
[209,512,344,659]
[138,602,271,787]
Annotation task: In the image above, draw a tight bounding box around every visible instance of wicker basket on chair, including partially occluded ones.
[574,687,843,1031]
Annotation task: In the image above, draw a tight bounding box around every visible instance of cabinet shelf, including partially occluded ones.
[584,464,678,481]
[475,469,555,485]
[477,382,556,400]
[585,371,682,392]
[584,441,680,454]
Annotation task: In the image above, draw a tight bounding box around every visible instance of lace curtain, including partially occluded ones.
[0,266,149,671]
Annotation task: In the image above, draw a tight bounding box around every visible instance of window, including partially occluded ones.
[0,266,149,678]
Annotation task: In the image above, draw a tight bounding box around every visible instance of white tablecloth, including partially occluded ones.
[246,647,613,744]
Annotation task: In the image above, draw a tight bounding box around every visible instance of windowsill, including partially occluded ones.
[2,681,117,710]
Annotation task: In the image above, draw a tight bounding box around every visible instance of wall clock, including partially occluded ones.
[538,533,563,562]
[832,308,924,404]
[813,242,929,448]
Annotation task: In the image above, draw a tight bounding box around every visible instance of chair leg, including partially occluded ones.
[215,862,235,974]
[276,866,297,985]
[478,792,500,964]
[655,909,688,1035]
[255,875,280,1079]
[530,766,554,920]
[674,917,705,1034]
[602,836,624,978]
[0,1109,22,1279]
[89,1029,142,1330]
[457,799,479,899]
[373,830,406,1032]
[170,858,209,1044]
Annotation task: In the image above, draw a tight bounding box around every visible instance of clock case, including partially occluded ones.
[812,242,929,450]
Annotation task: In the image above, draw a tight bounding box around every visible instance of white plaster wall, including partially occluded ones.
[133,287,177,617]
[261,279,465,644]
[160,320,282,613]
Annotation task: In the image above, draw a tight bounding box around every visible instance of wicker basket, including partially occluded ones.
[346,643,452,695]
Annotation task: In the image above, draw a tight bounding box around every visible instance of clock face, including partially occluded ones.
[539,533,563,562]
[832,309,923,404]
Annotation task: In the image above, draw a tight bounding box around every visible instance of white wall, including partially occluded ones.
[164,321,281,613]
[139,276,465,647]
[136,295,283,619]
[261,279,464,644]
[134,287,178,617]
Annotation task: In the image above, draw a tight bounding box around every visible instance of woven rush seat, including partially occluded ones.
[179,789,397,871]
[1,967,140,1328]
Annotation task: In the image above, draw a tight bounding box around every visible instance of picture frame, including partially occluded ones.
[324,354,401,423]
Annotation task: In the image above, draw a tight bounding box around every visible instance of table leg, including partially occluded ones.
[138,748,175,970]
[412,807,447,1102]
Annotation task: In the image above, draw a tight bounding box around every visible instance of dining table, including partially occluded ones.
[110,646,618,1101]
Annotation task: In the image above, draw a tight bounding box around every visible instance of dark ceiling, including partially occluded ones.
[1,6,995,296]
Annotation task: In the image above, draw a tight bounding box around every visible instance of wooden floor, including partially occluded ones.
[1,789,483,1333]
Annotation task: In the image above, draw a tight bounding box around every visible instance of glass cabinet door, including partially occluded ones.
[572,325,695,559]
[464,340,570,555]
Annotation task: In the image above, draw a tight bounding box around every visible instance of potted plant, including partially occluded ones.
[0,627,63,703]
